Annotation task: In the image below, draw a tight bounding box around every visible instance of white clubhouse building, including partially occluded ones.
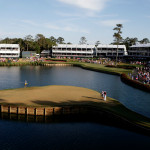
[0,44,20,58]
[96,44,127,57]
[52,44,127,58]
[52,44,94,57]
[128,43,150,57]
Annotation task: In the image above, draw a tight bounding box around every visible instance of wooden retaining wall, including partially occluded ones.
[0,105,81,116]
[1,104,150,137]
[43,64,73,66]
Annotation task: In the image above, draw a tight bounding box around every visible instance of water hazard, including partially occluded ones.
[0,119,150,150]
[0,66,150,118]
[0,66,150,149]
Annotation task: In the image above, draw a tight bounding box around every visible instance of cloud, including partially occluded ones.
[45,23,89,33]
[19,19,90,34]
[58,0,109,11]
[100,19,128,27]
[0,31,24,38]
[21,20,39,26]
[55,11,82,17]
[44,24,61,30]
[56,10,118,18]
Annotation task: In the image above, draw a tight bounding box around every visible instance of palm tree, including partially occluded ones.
[113,24,123,66]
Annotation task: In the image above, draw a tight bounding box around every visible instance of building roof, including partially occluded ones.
[130,43,150,48]
[41,50,50,54]
[0,44,20,48]
[53,44,95,48]
[97,44,126,48]
[53,44,127,49]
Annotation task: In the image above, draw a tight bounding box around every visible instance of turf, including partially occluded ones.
[0,85,150,129]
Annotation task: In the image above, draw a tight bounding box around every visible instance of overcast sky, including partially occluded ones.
[0,0,150,44]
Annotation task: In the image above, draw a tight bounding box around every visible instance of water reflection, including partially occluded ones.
[0,116,150,150]
[1,108,150,137]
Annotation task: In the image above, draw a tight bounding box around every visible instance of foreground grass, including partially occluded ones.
[0,85,150,129]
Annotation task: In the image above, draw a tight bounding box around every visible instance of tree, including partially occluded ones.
[79,37,87,45]
[113,24,123,66]
[139,38,150,44]
[24,35,33,51]
[33,42,40,54]
[67,42,72,44]
[35,34,46,53]
[49,36,57,46]
[130,37,138,45]
[45,38,53,50]
[122,37,130,51]
[56,37,65,44]
[13,38,26,51]
[95,41,101,46]
[122,37,139,51]
[0,37,12,44]
[35,34,45,41]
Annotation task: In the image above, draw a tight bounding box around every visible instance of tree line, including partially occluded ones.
[80,36,150,51]
[0,34,67,53]
[0,33,149,53]
[120,37,150,50]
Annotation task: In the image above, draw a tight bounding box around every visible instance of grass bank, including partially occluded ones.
[0,61,43,66]
[67,62,132,75]
[0,59,135,75]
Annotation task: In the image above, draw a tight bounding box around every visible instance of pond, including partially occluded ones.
[0,119,150,150]
[0,66,150,118]
[0,66,150,149]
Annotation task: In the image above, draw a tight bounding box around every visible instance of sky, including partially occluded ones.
[0,0,150,44]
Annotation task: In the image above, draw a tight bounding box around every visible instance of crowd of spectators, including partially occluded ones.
[29,57,44,62]
[0,58,18,62]
[77,58,113,65]
[0,58,6,62]
[130,66,150,84]
[136,67,150,84]
[0,57,44,63]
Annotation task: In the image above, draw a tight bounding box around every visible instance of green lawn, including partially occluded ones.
[0,85,150,130]
[67,62,132,75]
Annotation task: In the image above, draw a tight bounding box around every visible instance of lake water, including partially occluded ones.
[0,119,150,150]
[0,66,150,149]
[0,66,150,118]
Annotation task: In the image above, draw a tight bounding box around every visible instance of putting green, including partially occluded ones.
[0,85,150,131]
[0,85,103,106]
